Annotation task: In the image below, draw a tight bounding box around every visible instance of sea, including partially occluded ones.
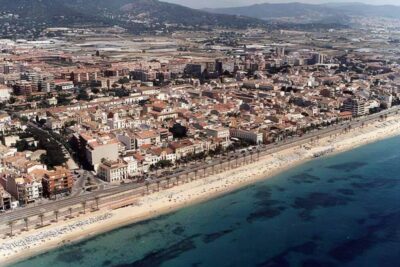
[9,136,400,267]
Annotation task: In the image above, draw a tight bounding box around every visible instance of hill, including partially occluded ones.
[206,2,400,23]
[0,0,265,38]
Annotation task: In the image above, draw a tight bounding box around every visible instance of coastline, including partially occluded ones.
[2,116,400,266]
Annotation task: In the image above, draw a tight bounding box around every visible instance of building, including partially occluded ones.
[342,98,367,117]
[85,136,119,171]
[230,128,264,144]
[205,127,230,142]
[122,156,139,176]
[7,176,43,205]
[0,184,11,211]
[169,140,195,159]
[42,167,73,198]
[0,86,10,102]
[98,159,128,183]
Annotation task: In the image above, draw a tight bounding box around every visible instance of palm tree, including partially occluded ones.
[156,180,160,191]
[257,149,260,160]
[24,217,29,230]
[81,201,87,214]
[54,210,59,223]
[235,155,239,167]
[166,177,171,187]
[145,181,150,194]
[68,207,73,218]
[39,213,44,227]
[94,196,100,210]
[203,167,206,177]
[8,220,15,236]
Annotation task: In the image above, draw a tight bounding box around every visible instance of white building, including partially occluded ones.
[98,159,128,183]
[230,128,263,144]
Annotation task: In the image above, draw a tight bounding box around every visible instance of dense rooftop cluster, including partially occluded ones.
[1,24,400,211]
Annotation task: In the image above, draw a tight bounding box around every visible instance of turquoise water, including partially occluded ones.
[10,137,400,267]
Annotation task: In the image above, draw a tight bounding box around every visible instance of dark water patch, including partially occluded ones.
[172,225,185,236]
[248,185,287,222]
[202,229,235,243]
[326,175,363,183]
[351,178,400,191]
[253,185,273,199]
[258,241,318,267]
[349,174,364,179]
[293,192,352,220]
[247,206,286,222]
[326,162,367,172]
[293,192,352,212]
[301,259,336,267]
[289,172,320,184]
[336,189,355,196]
[330,211,400,263]
[114,235,200,267]
[329,234,375,262]
[275,186,286,192]
[292,241,318,255]
[55,248,85,263]
[312,234,322,241]
[257,252,290,267]
[191,262,202,267]
[298,210,314,221]
[131,228,164,241]
[366,211,400,240]
[357,218,366,225]
[102,259,112,266]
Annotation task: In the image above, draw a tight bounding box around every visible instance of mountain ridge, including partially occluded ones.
[205,2,400,23]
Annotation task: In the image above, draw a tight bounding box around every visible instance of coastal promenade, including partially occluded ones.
[2,110,400,265]
[0,106,399,234]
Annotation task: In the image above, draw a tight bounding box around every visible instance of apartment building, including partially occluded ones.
[85,137,119,172]
[0,184,11,211]
[7,176,43,205]
[42,167,73,198]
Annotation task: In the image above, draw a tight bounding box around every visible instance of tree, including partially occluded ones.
[118,77,130,84]
[155,160,173,169]
[24,217,29,230]
[15,139,30,152]
[77,89,90,101]
[82,201,87,214]
[169,123,188,139]
[8,220,15,236]
[94,196,100,210]
[54,210,59,222]
[69,207,73,218]
[39,213,44,227]
[145,181,150,194]
[20,116,28,124]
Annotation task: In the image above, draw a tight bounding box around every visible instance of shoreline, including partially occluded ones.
[2,116,400,266]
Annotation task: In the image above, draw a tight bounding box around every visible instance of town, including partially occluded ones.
[0,24,399,216]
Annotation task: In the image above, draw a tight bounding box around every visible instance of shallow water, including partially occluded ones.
[10,136,400,267]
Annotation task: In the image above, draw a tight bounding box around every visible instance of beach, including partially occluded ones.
[2,116,400,266]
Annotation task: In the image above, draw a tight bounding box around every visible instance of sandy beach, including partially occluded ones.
[1,116,400,266]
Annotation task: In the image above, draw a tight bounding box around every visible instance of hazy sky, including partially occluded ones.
[164,0,400,9]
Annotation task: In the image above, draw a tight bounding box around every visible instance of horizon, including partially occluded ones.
[163,0,400,9]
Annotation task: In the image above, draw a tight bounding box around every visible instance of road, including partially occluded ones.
[1,106,398,226]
